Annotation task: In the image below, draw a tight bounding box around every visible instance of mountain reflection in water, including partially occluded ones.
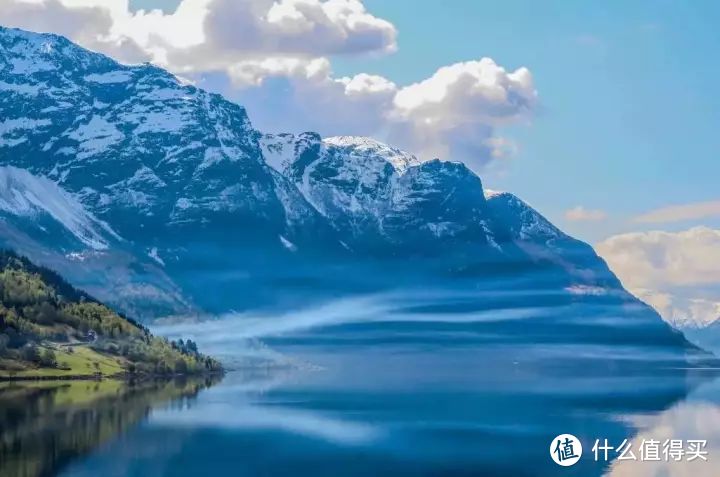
[51,346,718,477]
[0,377,220,477]
[607,377,720,477]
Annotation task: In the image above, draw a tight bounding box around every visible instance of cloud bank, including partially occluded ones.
[596,227,720,327]
[0,0,537,169]
[596,227,720,289]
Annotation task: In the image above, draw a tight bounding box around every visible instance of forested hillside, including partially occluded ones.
[0,251,221,379]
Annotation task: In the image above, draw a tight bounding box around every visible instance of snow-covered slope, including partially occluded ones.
[323,136,421,174]
[483,190,564,242]
[483,190,621,284]
[0,165,118,250]
[0,165,197,319]
[0,26,329,246]
[262,134,506,252]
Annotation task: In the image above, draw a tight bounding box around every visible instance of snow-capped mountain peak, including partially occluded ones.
[322,136,421,175]
[484,190,564,242]
[483,188,505,200]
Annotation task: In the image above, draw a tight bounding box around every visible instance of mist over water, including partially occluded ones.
[152,286,694,368]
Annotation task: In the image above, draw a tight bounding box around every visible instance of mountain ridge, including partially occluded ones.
[0,25,701,360]
[0,24,570,258]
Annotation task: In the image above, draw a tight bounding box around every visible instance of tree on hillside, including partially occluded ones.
[21,344,40,363]
[40,348,57,367]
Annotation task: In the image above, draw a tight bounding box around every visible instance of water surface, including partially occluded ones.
[57,344,717,476]
[3,292,719,477]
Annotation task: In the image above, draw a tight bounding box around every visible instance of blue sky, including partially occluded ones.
[127,0,719,242]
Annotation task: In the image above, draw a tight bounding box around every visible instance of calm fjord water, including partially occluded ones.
[3,295,719,477]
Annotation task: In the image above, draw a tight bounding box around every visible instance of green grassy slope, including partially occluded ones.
[0,251,222,379]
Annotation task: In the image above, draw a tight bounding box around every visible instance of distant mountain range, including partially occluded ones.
[0,26,704,358]
[681,316,720,354]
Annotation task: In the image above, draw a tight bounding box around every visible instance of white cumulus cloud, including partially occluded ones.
[596,227,720,328]
[596,227,720,288]
[0,0,537,169]
[155,0,398,74]
[389,59,536,167]
[0,0,151,62]
[229,58,537,169]
[0,0,397,67]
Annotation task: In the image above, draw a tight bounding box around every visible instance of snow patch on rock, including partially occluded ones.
[260,133,298,174]
[85,71,133,84]
[0,166,119,249]
[279,235,298,252]
[324,136,421,175]
[148,247,165,266]
[67,116,124,159]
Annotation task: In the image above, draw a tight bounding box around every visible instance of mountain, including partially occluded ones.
[1,26,343,315]
[682,317,720,353]
[0,164,195,319]
[0,250,222,378]
[0,26,702,357]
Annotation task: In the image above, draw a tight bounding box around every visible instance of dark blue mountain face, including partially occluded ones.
[0,26,699,356]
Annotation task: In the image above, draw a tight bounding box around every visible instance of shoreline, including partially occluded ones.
[0,370,225,382]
